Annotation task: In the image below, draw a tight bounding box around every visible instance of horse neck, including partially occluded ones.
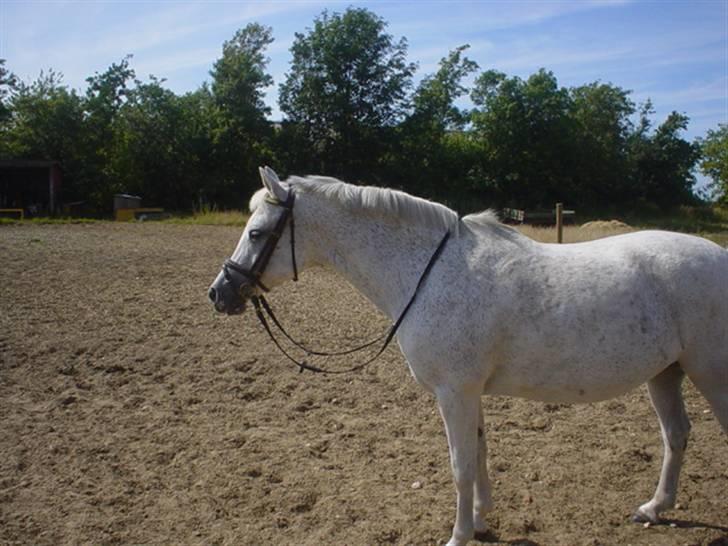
[298,193,447,321]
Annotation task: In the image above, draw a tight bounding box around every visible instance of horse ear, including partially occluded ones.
[258,166,288,203]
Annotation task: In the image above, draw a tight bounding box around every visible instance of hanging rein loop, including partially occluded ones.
[222,187,451,374]
[252,229,451,374]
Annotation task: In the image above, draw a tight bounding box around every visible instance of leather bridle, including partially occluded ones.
[223,192,298,296]
[222,189,451,375]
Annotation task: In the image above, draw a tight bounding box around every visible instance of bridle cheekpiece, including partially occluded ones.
[223,191,298,296]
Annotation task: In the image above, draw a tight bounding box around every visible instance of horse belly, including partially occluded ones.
[483,296,682,403]
[484,351,674,403]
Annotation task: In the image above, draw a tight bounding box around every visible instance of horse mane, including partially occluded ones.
[279,175,500,235]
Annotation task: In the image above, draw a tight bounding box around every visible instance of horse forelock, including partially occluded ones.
[249,188,268,213]
[249,184,292,213]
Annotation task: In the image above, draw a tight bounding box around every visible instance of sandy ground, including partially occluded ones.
[0,223,726,546]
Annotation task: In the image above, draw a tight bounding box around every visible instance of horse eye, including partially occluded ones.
[249,229,263,240]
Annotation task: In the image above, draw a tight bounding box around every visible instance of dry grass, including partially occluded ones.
[162,209,249,226]
[518,222,728,247]
[4,208,725,247]
[517,223,634,244]
[0,216,99,225]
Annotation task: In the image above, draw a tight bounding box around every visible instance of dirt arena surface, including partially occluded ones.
[1,223,726,546]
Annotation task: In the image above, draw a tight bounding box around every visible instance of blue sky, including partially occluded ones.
[1,0,726,144]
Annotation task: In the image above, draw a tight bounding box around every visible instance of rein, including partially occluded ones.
[252,229,451,374]
[224,189,451,374]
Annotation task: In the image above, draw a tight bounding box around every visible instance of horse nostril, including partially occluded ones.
[208,287,217,303]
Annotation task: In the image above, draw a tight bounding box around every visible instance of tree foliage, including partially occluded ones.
[470,69,700,211]
[0,9,714,217]
[209,23,276,203]
[0,59,17,124]
[569,82,635,205]
[410,45,478,133]
[81,57,136,207]
[471,69,575,207]
[397,45,479,204]
[279,8,415,180]
[109,77,212,210]
[699,124,728,203]
[628,111,700,207]
[1,69,89,203]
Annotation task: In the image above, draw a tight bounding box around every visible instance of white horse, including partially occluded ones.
[208,167,728,546]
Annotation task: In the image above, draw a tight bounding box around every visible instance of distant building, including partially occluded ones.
[0,160,62,216]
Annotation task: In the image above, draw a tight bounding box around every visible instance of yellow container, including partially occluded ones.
[0,208,24,220]
[115,208,164,221]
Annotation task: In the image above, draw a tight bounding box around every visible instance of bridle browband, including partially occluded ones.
[222,189,451,375]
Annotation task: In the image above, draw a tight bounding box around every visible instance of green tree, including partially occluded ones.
[569,82,635,207]
[628,111,700,207]
[83,56,136,208]
[0,59,17,124]
[471,69,574,208]
[397,45,479,204]
[176,86,219,207]
[279,7,415,180]
[2,70,80,157]
[699,124,728,203]
[409,45,478,133]
[110,76,215,210]
[211,23,273,124]
[209,23,276,204]
[0,70,87,204]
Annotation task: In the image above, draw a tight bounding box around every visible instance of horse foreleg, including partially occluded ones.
[473,402,493,533]
[436,387,481,546]
[634,363,691,523]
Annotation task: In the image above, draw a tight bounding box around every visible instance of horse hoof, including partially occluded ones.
[632,513,648,523]
[632,508,660,524]
[474,529,499,542]
[445,533,472,546]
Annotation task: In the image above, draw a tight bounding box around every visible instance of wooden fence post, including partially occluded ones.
[556,202,563,243]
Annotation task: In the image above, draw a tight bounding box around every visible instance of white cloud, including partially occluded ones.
[490,43,634,73]
[392,0,631,36]
[633,77,728,108]
[133,47,220,81]
[4,0,322,91]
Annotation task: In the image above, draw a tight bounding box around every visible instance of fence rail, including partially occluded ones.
[502,204,575,243]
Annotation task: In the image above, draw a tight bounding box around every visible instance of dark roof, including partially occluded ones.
[0,160,60,169]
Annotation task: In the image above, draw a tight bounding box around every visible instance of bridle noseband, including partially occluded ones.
[223,192,298,295]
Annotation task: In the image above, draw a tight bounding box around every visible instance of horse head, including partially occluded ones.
[208,167,299,315]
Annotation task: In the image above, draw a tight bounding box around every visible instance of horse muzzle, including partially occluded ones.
[208,276,255,316]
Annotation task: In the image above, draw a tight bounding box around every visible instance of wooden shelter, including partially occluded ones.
[0,160,62,216]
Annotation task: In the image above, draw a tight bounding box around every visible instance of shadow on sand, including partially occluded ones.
[659,518,728,545]
[472,519,728,546]
[474,529,541,546]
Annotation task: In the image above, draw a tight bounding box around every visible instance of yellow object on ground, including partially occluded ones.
[115,208,165,221]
